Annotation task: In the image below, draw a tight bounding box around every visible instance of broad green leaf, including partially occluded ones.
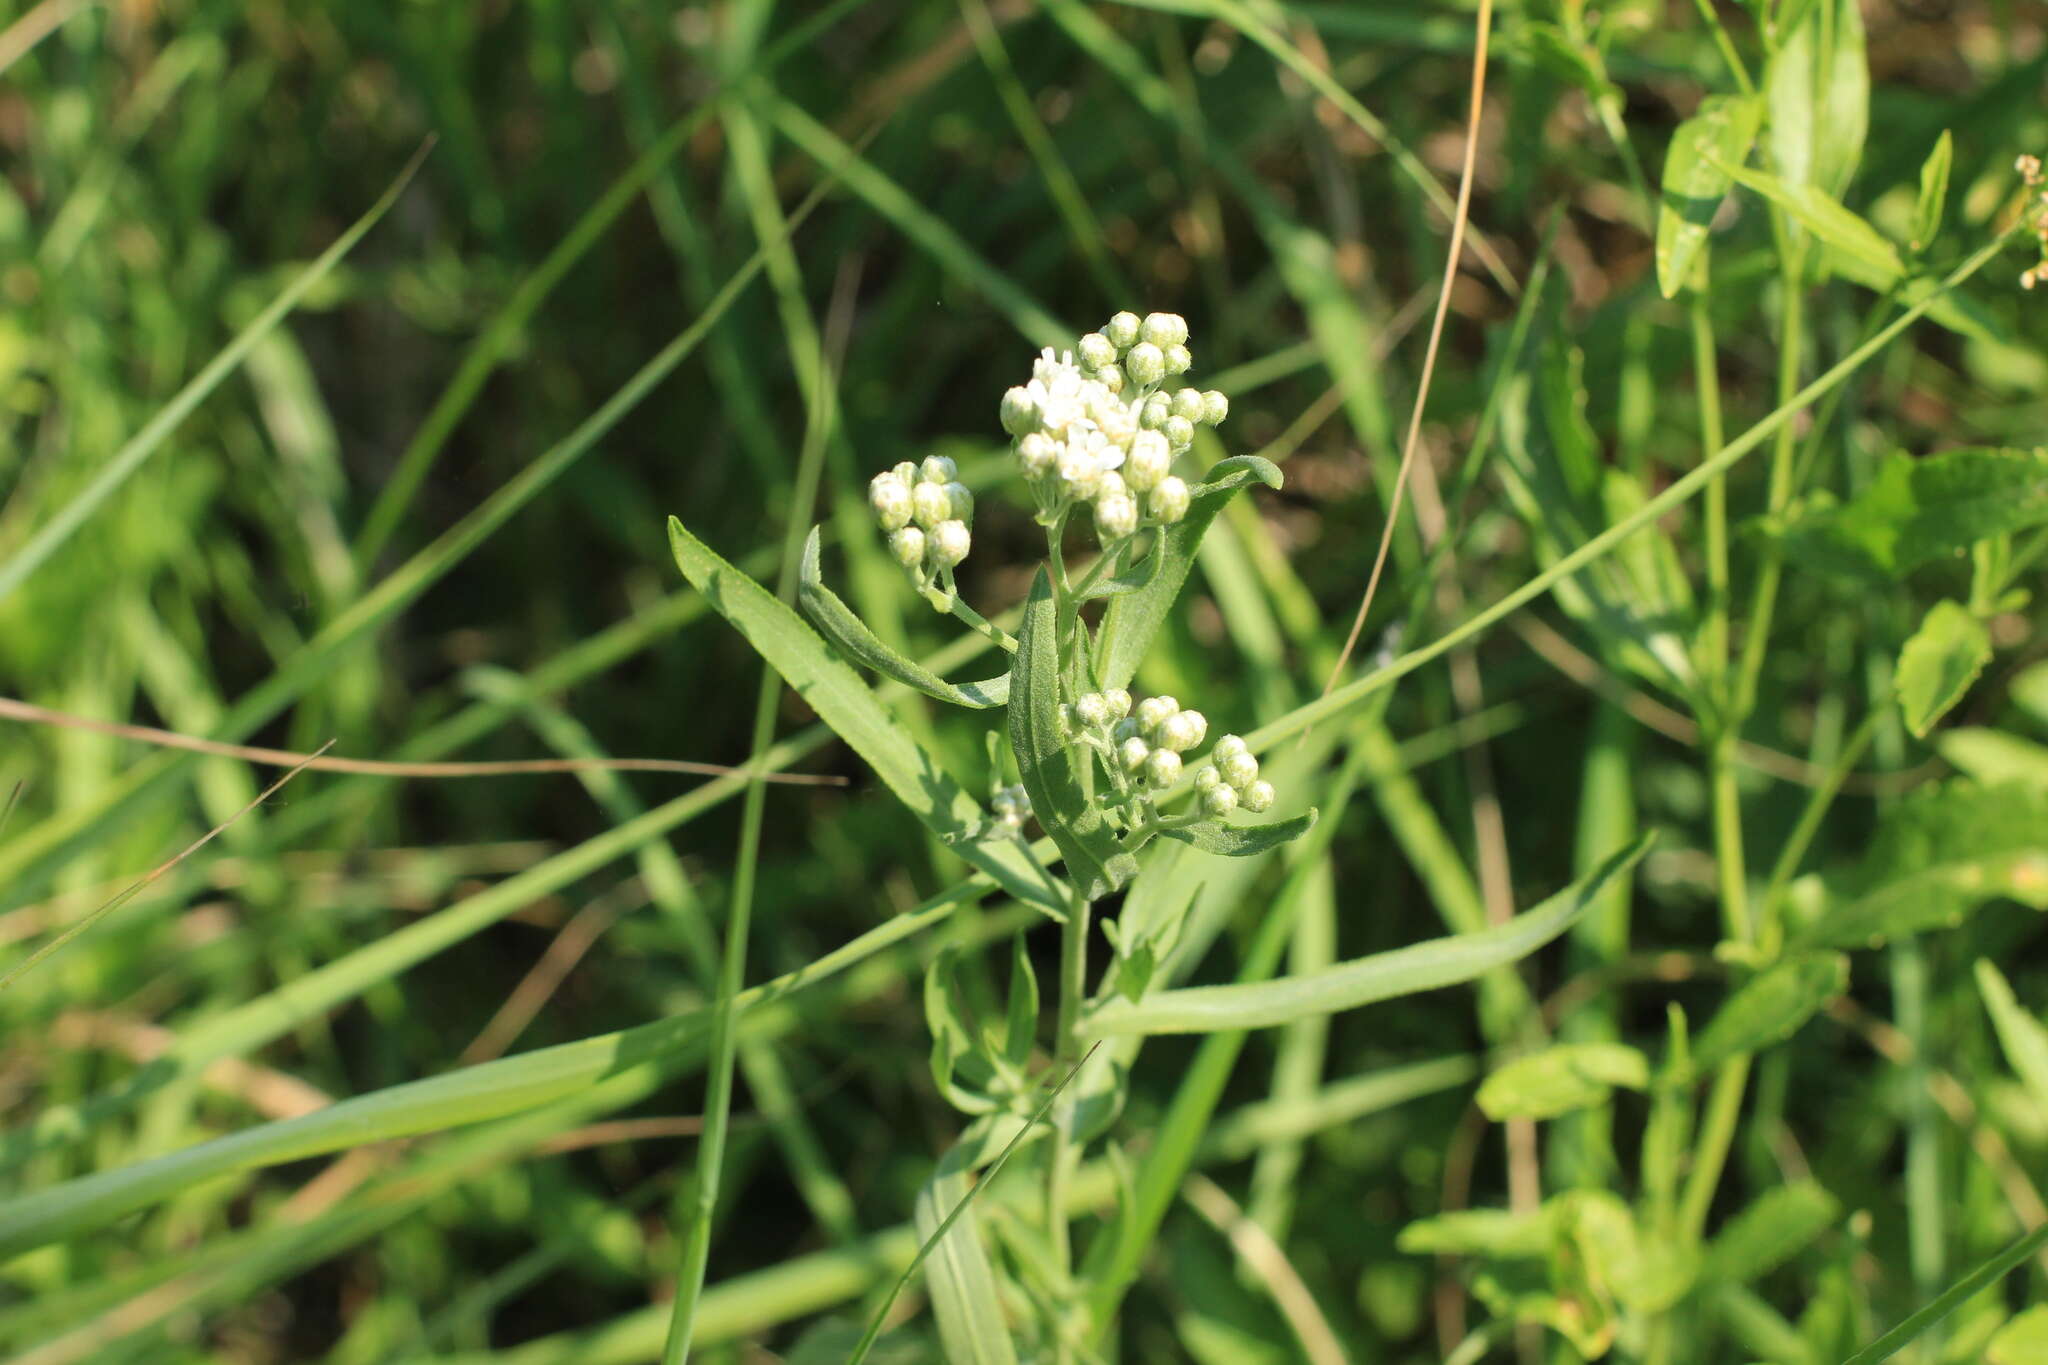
[1721,161,1900,280]
[799,529,1007,708]
[1988,1305,2048,1365]
[669,518,1060,913]
[1656,94,1765,298]
[1098,456,1282,690]
[1800,782,2048,948]
[1155,809,1318,858]
[1913,130,1953,250]
[1774,448,2048,583]
[1702,1181,1842,1284]
[1937,729,2048,789]
[911,1159,1021,1365]
[1009,568,1136,900]
[1083,833,1650,1036]
[1765,0,1867,198]
[1975,961,2048,1111]
[1476,1043,1650,1121]
[1897,601,1991,737]
[1687,953,1847,1076]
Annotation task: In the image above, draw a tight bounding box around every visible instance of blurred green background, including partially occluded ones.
[5,0,2048,1361]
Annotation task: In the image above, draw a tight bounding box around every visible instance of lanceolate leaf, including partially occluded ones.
[1720,161,1901,280]
[1774,448,2048,583]
[1686,953,1847,1077]
[669,518,1060,913]
[1010,568,1137,900]
[1913,129,1953,251]
[1975,960,2048,1111]
[1155,809,1317,858]
[798,528,1008,709]
[1800,781,2048,948]
[1701,1181,1842,1284]
[1084,834,1651,1036]
[1476,1043,1650,1121]
[1098,455,1282,690]
[1765,0,1867,199]
[1656,94,1765,298]
[1896,600,1990,738]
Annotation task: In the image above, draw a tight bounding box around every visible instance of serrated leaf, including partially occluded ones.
[1937,729,2048,790]
[1656,94,1765,297]
[1975,961,2048,1112]
[798,528,1008,708]
[1687,952,1847,1076]
[1155,809,1318,858]
[1720,161,1900,279]
[1801,782,2048,948]
[1773,448,2048,582]
[1897,600,1990,737]
[1009,568,1136,900]
[1766,0,1867,199]
[1003,936,1038,1068]
[1988,1304,2048,1364]
[1097,456,1281,690]
[1913,130,1952,250]
[1476,1043,1650,1121]
[1084,833,1650,1036]
[1702,1181,1842,1283]
[669,519,1060,913]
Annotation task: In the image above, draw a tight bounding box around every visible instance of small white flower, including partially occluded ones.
[888,526,926,570]
[1018,432,1056,479]
[1120,736,1151,771]
[1150,476,1191,524]
[1162,344,1192,377]
[1125,431,1170,492]
[1103,311,1141,349]
[1058,447,1102,498]
[1158,709,1207,752]
[1077,332,1117,370]
[912,480,952,529]
[1202,783,1239,817]
[1145,748,1182,789]
[1125,342,1166,388]
[1095,493,1138,541]
[1219,749,1259,790]
[869,472,912,531]
[1241,780,1276,813]
[1140,312,1188,348]
[1075,692,1112,727]
[1200,390,1229,426]
[932,519,972,567]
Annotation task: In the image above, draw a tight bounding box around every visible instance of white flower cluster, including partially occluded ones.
[990,783,1031,833]
[1061,688,1275,822]
[2016,155,2048,291]
[870,455,973,600]
[998,312,1228,548]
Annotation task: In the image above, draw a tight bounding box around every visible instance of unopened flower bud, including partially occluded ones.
[1125,431,1170,491]
[1103,311,1141,349]
[1194,764,1222,792]
[1018,432,1057,478]
[912,479,952,528]
[932,519,971,567]
[1200,390,1229,425]
[921,455,958,485]
[888,526,926,570]
[1171,388,1206,421]
[1149,476,1191,524]
[1158,709,1207,752]
[1095,493,1138,541]
[1120,736,1151,771]
[1096,363,1125,396]
[869,473,913,530]
[1096,470,1128,502]
[1162,344,1192,376]
[1220,749,1259,790]
[1136,696,1178,730]
[893,461,919,485]
[1213,734,1248,761]
[1163,415,1196,450]
[1202,783,1239,817]
[1075,692,1112,727]
[945,482,974,522]
[1125,342,1166,388]
[1139,312,1188,348]
[1241,780,1276,813]
[1001,387,1038,436]
[1104,688,1132,719]
[1077,332,1117,370]
[1145,748,1182,789]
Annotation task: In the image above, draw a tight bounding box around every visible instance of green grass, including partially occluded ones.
[5,1,2048,1362]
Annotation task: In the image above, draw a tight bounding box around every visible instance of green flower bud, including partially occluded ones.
[1194,764,1223,792]
[888,526,926,570]
[1125,342,1166,388]
[1220,749,1259,790]
[1125,431,1169,492]
[1201,782,1239,817]
[1200,390,1229,425]
[1018,433,1056,479]
[1158,708,1207,752]
[1139,392,1173,430]
[931,519,972,567]
[1120,736,1151,771]
[892,461,919,485]
[1145,747,1182,789]
[1171,388,1206,421]
[1163,415,1196,450]
[1095,493,1138,541]
[1213,734,1249,761]
[869,472,913,531]
[1000,387,1037,436]
[1241,780,1276,813]
[1135,695,1178,730]
[1077,332,1117,370]
[1096,363,1125,396]
[1149,475,1191,524]
[1162,343,1192,377]
[1104,688,1132,719]
[921,455,958,484]
[945,481,974,522]
[1104,311,1141,349]
[911,479,951,529]
[1075,692,1112,727]
[1140,312,1189,348]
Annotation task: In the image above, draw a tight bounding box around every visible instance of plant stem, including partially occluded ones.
[1047,881,1091,1360]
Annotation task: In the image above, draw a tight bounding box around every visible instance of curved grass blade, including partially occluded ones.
[799,528,1008,708]
[1086,833,1650,1036]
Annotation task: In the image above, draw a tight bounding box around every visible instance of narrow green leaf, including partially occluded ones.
[1896,600,1991,738]
[1098,456,1282,690]
[1476,1043,1650,1121]
[798,528,1008,709]
[669,518,1060,914]
[1774,448,2048,582]
[1398,1207,1552,1258]
[1720,160,1900,279]
[1913,130,1953,251]
[1975,960,2048,1110]
[1656,94,1765,298]
[1702,1181,1842,1284]
[1935,729,2048,790]
[1841,1221,2048,1365]
[1155,809,1318,858]
[1003,936,1038,1069]
[1801,782,2048,948]
[1084,834,1651,1036]
[1686,953,1848,1076]
[905,1160,1021,1365]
